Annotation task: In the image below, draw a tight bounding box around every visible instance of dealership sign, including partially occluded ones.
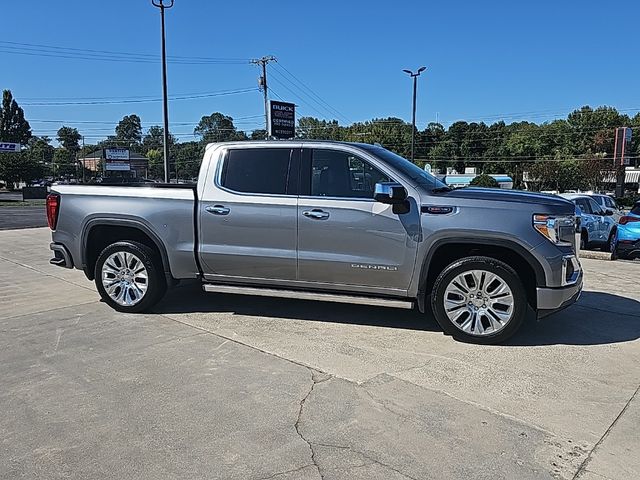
[104,147,131,171]
[269,100,296,139]
[0,142,21,153]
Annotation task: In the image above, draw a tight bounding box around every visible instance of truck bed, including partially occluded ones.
[51,184,200,280]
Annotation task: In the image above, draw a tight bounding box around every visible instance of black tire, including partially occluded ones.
[609,228,618,260]
[94,241,166,313]
[580,230,589,250]
[430,256,528,345]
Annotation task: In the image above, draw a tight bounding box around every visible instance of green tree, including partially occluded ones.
[57,126,81,152]
[0,90,32,144]
[0,153,42,188]
[194,113,247,143]
[172,141,203,180]
[297,117,343,140]
[55,127,81,178]
[250,129,267,140]
[470,174,500,188]
[142,125,175,153]
[115,114,143,146]
[146,149,164,179]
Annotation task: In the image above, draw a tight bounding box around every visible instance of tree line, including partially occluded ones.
[1,88,639,192]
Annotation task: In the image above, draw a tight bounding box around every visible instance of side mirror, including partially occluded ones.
[604,209,614,216]
[374,182,407,205]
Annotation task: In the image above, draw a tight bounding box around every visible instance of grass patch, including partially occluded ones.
[0,200,46,207]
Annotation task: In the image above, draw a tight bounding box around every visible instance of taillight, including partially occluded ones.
[46,194,60,230]
[619,216,640,225]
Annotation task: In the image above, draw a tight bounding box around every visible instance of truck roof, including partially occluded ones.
[205,140,377,150]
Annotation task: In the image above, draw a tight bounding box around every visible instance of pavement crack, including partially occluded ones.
[294,369,326,480]
[572,383,640,479]
[311,442,420,480]
[256,464,315,480]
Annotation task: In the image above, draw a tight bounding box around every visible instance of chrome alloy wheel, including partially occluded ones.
[101,251,149,306]
[443,269,514,336]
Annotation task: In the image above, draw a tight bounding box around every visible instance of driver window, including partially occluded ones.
[311,149,392,198]
[588,199,603,215]
[576,199,591,214]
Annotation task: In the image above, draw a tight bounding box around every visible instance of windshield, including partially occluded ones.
[631,204,640,216]
[357,144,448,191]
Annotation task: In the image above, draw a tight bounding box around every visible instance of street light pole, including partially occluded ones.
[151,0,174,183]
[402,66,426,162]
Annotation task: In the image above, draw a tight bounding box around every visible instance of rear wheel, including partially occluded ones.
[95,241,166,313]
[431,256,527,344]
[580,230,589,250]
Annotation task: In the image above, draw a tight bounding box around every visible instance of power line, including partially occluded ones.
[21,88,258,106]
[0,40,250,64]
[272,62,351,124]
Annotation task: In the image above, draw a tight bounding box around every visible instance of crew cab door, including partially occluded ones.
[198,146,299,281]
[296,147,419,293]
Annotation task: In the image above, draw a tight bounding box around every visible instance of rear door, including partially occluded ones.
[198,146,299,281]
[296,147,419,293]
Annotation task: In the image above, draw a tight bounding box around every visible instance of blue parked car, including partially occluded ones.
[611,201,640,260]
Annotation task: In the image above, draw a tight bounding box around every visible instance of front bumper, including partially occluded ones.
[536,271,583,318]
[616,239,640,258]
[49,242,74,269]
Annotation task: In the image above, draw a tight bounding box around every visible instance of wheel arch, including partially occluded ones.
[417,238,545,313]
[81,218,171,282]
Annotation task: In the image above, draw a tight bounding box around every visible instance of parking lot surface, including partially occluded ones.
[1,228,639,480]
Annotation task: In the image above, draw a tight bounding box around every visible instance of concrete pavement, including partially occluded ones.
[1,228,639,479]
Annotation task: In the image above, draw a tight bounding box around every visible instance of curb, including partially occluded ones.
[579,250,611,261]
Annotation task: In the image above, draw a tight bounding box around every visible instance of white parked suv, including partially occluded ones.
[590,194,623,222]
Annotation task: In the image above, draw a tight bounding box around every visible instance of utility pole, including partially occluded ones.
[402,66,426,162]
[151,0,174,183]
[251,55,277,138]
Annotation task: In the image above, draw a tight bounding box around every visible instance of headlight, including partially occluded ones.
[533,214,574,246]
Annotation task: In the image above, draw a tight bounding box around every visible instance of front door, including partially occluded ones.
[199,146,299,281]
[297,147,419,293]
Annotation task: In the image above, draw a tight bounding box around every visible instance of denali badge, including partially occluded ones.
[351,263,398,271]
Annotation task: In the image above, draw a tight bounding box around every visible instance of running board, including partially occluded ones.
[202,284,414,309]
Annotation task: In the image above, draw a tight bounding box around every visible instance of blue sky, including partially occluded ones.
[2,0,639,143]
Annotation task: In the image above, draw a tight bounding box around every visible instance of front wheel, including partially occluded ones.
[95,241,166,313]
[431,256,527,344]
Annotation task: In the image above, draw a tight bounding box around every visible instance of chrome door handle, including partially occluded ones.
[205,205,230,215]
[302,209,330,220]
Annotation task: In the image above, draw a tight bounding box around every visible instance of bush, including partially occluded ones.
[470,174,500,188]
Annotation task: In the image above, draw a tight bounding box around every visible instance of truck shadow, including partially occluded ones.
[154,285,640,346]
[506,291,640,346]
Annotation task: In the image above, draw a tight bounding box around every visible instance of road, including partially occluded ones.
[0,205,47,230]
[1,228,639,480]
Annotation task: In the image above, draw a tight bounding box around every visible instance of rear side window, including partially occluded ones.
[221,148,291,195]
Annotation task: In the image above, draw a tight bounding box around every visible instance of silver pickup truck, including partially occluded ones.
[47,141,582,344]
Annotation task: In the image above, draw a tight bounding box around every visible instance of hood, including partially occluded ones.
[435,187,574,209]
